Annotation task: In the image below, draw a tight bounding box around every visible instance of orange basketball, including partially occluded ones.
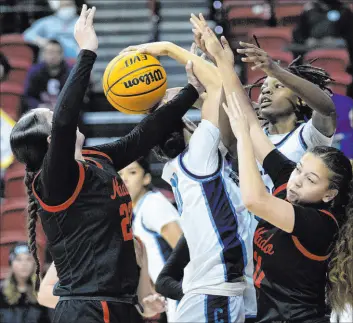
[102,53,167,114]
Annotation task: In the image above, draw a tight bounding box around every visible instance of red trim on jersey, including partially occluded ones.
[84,157,103,169]
[32,161,85,213]
[82,149,113,164]
[273,183,287,196]
[319,209,338,227]
[292,209,338,261]
[101,301,110,323]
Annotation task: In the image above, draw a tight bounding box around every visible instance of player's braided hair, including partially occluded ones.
[10,110,52,292]
[24,171,41,292]
[246,56,334,122]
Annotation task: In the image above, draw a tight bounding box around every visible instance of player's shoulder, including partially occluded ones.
[82,147,114,167]
[143,191,172,207]
[162,156,180,182]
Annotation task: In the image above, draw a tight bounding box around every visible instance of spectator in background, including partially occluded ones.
[292,0,353,97]
[0,243,50,323]
[23,0,79,59]
[24,39,72,111]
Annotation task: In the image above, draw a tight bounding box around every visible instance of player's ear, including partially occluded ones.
[143,173,152,187]
[47,135,52,144]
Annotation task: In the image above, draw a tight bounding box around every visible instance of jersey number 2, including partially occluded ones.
[120,202,133,241]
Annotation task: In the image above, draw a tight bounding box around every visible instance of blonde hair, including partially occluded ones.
[2,271,38,305]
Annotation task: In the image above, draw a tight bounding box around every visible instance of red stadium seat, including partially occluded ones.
[276,4,304,26]
[0,198,47,244]
[0,198,28,233]
[329,72,352,96]
[4,168,26,198]
[7,160,25,173]
[0,34,33,64]
[304,49,349,75]
[6,59,31,86]
[226,6,266,43]
[247,27,292,51]
[0,34,25,44]
[0,82,24,121]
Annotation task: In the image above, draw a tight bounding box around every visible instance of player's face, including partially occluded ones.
[259,77,298,122]
[119,162,151,203]
[286,153,337,204]
[11,253,35,280]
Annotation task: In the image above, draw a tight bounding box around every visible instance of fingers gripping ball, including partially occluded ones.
[103,53,168,114]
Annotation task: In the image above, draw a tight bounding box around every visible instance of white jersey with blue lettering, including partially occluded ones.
[162,120,249,297]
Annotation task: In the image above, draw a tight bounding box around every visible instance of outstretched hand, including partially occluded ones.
[185,60,205,95]
[237,42,280,77]
[223,92,250,138]
[190,13,234,65]
[119,42,171,57]
[74,4,98,52]
[190,13,216,64]
[142,294,167,316]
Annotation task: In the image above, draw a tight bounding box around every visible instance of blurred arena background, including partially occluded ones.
[0,0,352,299]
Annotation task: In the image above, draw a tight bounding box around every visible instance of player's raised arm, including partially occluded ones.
[40,5,98,205]
[92,63,205,171]
[120,40,221,94]
[237,41,336,137]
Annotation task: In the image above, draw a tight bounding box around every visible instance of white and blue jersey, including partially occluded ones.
[261,119,334,194]
[132,190,180,283]
[162,120,249,297]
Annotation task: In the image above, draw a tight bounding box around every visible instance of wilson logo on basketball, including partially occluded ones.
[123,69,164,89]
[254,227,275,255]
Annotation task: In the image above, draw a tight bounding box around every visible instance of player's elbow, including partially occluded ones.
[37,285,56,309]
[243,192,267,214]
[37,288,47,307]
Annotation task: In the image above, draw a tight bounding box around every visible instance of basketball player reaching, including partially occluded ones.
[159,56,255,321]
[222,88,353,323]
[9,5,204,323]
[119,157,182,322]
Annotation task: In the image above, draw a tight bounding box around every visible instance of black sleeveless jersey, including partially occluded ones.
[254,149,339,323]
[33,150,139,298]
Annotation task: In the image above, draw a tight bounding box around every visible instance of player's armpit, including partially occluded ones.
[161,221,183,248]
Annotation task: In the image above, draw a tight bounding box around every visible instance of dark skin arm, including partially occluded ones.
[238,42,337,137]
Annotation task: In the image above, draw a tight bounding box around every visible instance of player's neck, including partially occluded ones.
[268,117,296,135]
[133,189,148,207]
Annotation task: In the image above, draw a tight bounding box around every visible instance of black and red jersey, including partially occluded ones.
[253,149,339,323]
[33,150,139,297]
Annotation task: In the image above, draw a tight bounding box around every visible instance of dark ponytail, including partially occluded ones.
[309,147,353,311]
[10,110,52,292]
[153,119,187,162]
[24,171,41,292]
